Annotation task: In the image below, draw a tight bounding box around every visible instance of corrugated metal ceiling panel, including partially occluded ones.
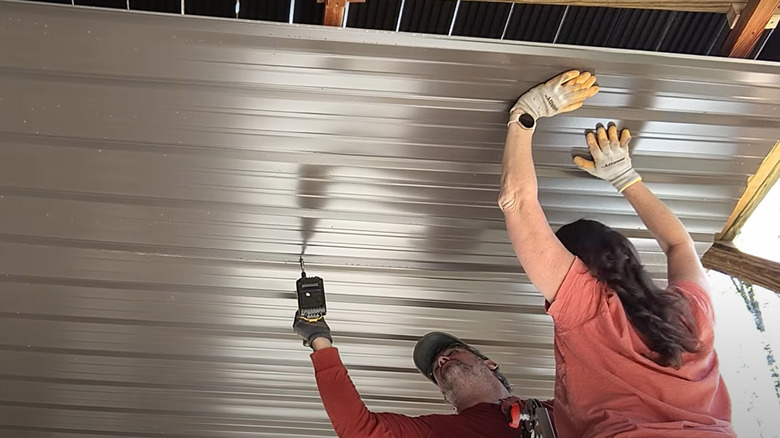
[184,0,234,18]
[556,6,622,46]
[452,0,511,39]
[606,8,674,50]
[399,0,457,34]
[347,0,401,31]
[657,11,729,55]
[502,3,566,43]
[240,0,291,22]
[131,0,180,14]
[23,0,71,4]
[759,28,780,61]
[1,1,779,437]
[294,0,324,25]
[76,0,124,8]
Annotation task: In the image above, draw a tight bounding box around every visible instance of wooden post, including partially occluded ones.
[322,0,347,26]
[721,0,780,57]
[317,0,365,27]
[702,242,780,294]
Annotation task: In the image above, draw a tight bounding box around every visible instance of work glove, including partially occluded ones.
[510,70,599,120]
[293,310,332,348]
[574,123,642,192]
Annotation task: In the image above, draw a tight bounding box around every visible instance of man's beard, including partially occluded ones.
[439,359,496,406]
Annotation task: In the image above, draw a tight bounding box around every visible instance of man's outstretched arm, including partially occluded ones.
[295,320,432,438]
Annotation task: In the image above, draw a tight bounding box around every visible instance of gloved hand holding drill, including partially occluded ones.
[293,310,332,349]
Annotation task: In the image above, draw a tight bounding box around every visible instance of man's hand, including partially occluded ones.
[293,311,333,349]
[510,70,599,120]
[573,123,642,192]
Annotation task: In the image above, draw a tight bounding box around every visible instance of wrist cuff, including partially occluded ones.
[311,347,342,373]
[612,169,642,192]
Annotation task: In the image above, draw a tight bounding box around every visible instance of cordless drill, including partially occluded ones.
[296,257,326,323]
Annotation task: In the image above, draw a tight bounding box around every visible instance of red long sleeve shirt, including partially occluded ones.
[311,347,544,438]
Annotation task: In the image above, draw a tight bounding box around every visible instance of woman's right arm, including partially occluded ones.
[573,124,708,290]
[621,182,708,289]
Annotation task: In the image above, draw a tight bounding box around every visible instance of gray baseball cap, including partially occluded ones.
[413,331,489,384]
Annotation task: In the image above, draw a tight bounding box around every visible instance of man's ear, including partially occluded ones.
[484,359,498,370]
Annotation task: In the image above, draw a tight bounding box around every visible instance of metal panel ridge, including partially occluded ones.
[1,1,780,437]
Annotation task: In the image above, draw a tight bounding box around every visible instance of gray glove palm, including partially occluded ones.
[293,311,332,348]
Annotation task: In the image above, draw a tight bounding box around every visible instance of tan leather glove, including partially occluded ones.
[574,123,642,192]
[510,70,599,120]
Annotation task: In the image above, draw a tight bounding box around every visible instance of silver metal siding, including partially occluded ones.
[0,1,779,436]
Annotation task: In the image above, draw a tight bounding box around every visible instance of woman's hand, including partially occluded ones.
[510,70,599,120]
[574,123,642,193]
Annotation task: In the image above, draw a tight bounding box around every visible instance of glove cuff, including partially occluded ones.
[612,168,642,193]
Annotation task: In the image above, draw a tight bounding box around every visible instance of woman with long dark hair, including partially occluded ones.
[498,70,736,437]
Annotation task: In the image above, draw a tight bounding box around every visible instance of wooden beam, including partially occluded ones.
[718,140,780,241]
[321,0,347,27]
[721,0,780,56]
[702,241,780,294]
[318,0,365,27]
[727,3,780,29]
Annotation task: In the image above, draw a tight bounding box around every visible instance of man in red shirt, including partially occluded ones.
[293,315,554,438]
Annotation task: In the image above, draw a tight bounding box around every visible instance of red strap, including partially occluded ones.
[508,402,521,429]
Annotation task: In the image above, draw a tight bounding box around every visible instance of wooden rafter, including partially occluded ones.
[727,3,780,29]
[702,242,780,294]
[721,0,780,56]
[318,0,365,27]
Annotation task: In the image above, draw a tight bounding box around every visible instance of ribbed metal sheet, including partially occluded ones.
[76,0,124,8]
[23,0,71,4]
[759,28,780,61]
[346,0,401,31]
[294,0,323,25]
[452,0,511,39]
[606,8,674,50]
[399,0,457,34]
[185,0,234,18]
[503,3,566,43]
[1,1,780,437]
[238,0,290,23]
[556,6,622,46]
[658,11,729,55]
[131,0,180,14]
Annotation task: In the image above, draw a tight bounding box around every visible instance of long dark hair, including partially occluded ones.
[555,219,699,368]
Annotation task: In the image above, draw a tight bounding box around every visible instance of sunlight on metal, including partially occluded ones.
[500,2,515,40]
[449,0,462,36]
[395,0,406,32]
[0,1,779,436]
[289,0,295,24]
[552,5,569,44]
[342,0,349,28]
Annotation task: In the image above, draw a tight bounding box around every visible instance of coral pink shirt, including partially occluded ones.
[547,258,736,438]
